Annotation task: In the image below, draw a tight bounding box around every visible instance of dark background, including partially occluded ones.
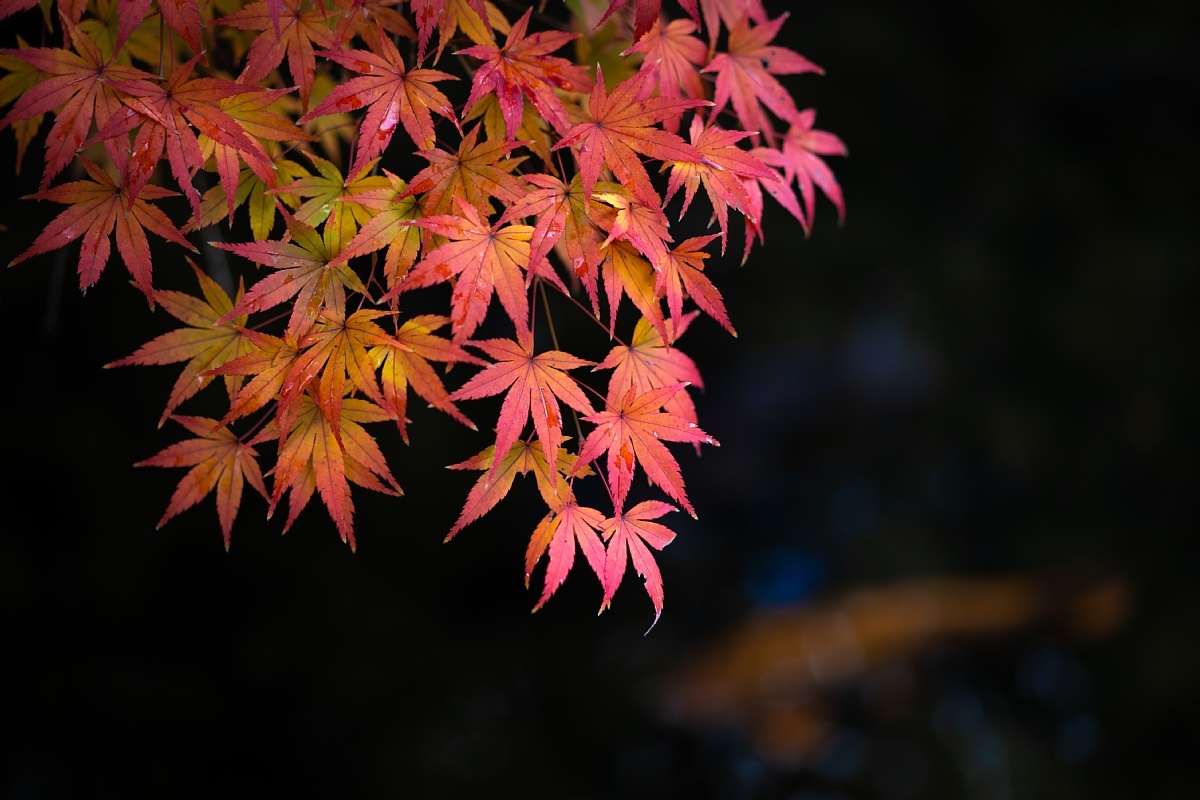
[2,0,1196,797]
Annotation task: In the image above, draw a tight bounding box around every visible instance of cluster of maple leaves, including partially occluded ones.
[0,0,844,624]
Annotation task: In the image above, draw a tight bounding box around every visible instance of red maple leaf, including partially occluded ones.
[703,13,822,146]
[333,0,416,52]
[458,8,593,139]
[89,56,274,220]
[277,307,399,445]
[0,23,154,187]
[200,86,314,226]
[108,0,205,58]
[299,35,458,176]
[136,415,268,550]
[574,383,717,516]
[451,329,595,482]
[157,0,206,58]
[552,65,710,207]
[203,328,302,426]
[215,0,337,112]
[500,172,617,316]
[11,158,195,300]
[596,0,700,44]
[595,188,674,271]
[601,499,677,626]
[411,0,492,64]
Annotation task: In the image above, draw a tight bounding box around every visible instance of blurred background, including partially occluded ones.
[1,0,1196,797]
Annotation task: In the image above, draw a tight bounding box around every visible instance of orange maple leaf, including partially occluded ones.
[445,437,587,541]
[270,394,401,550]
[136,415,268,550]
[108,260,255,426]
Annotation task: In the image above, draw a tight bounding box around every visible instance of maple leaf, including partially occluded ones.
[622,19,707,133]
[600,239,665,340]
[573,383,717,516]
[213,212,369,338]
[76,0,162,66]
[329,169,423,292]
[664,117,775,253]
[0,24,155,187]
[703,13,822,146]
[270,393,401,549]
[601,499,677,626]
[0,36,45,174]
[203,327,302,425]
[500,173,618,315]
[458,8,593,140]
[299,36,458,176]
[198,86,315,225]
[91,56,276,219]
[463,89,554,165]
[157,0,207,59]
[596,0,700,44]
[0,0,38,24]
[597,312,703,426]
[333,0,416,52]
[446,437,586,540]
[108,260,255,426]
[552,65,710,207]
[738,150,804,260]
[370,315,480,442]
[278,307,399,445]
[411,0,496,64]
[656,234,735,334]
[11,158,195,299]
[754,108,848,233]
[526,497,607,611]
[284,154,391,256]
[451,330,595,484]
[186,151,309,240]
[215,0,337,112]
[396,198,541,342]
[594,188,674,271]
[697,0,766,46]
[136,415,268,549]
[402,123,526,216]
